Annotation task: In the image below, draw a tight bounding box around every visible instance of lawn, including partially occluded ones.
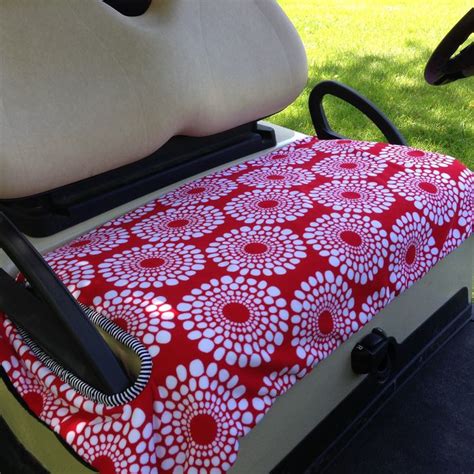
[272,0,473,168]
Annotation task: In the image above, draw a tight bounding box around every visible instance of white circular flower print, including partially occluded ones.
[304,213,389,284]
[224,189,313,225]
[51,227,129,259]
[210,162,249,178]
[291,270,357,367]
[131,205,225,243]
[388,212,439,291]
[207,225,307,276]
[93,289,175,357]
[312,151,387,179]
[458,168,474,230]
[247,142,316,167]
[159,177,237,207]
[252,365,307,423]
[237,167,315,189]
[98,242,205,290]
[359,287,395,325]
[387,169,459,225]
[154,359,251,473]
[309,180,395,214]
[379,144,455,169]
[104,202,157,227]
[311,139,376,154]
[45,257,94,298]
[72,408,157,474]
[3,356,77,432]
[440,227,465,259]
[177,276,289,368]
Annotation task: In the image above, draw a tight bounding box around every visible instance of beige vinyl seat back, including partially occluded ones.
[0,0,308,199]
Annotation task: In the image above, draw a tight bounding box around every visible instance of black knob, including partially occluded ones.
[351,328,398,384]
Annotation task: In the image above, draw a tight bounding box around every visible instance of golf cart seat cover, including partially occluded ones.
[1,138,472,473]
[0,0,307,199]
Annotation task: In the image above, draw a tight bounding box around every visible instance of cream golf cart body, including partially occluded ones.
[0,2,472,473]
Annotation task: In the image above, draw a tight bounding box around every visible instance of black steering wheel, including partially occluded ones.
[425,8,474,85]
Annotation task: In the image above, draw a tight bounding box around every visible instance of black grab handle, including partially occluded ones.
[103,0,152,16]
[309,80,407,146]
[0,212,131,395]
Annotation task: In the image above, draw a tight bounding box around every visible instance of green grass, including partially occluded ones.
[272,0,473,168]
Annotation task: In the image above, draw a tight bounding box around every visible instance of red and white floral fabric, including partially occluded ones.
[0,137,472,473]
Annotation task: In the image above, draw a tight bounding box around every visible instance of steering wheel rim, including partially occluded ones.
[425,8,474,85]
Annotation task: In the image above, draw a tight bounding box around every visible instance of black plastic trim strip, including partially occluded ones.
[308,80,407,145]
[0,122,276,237]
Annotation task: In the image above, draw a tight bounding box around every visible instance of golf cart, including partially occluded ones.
[0,2,472,473]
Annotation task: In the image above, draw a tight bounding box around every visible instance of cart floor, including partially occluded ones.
[327,319,474,474]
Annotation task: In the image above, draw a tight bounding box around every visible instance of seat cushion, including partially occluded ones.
[0,137,472,473]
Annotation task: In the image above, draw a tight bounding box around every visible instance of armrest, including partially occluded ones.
[308,80,407,146]
[103,0,151,16]
[0,212,131,395]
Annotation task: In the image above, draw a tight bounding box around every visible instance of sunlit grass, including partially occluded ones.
[272,0,473,168]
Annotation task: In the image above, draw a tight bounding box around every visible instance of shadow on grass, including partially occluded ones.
[273,42,473,167]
